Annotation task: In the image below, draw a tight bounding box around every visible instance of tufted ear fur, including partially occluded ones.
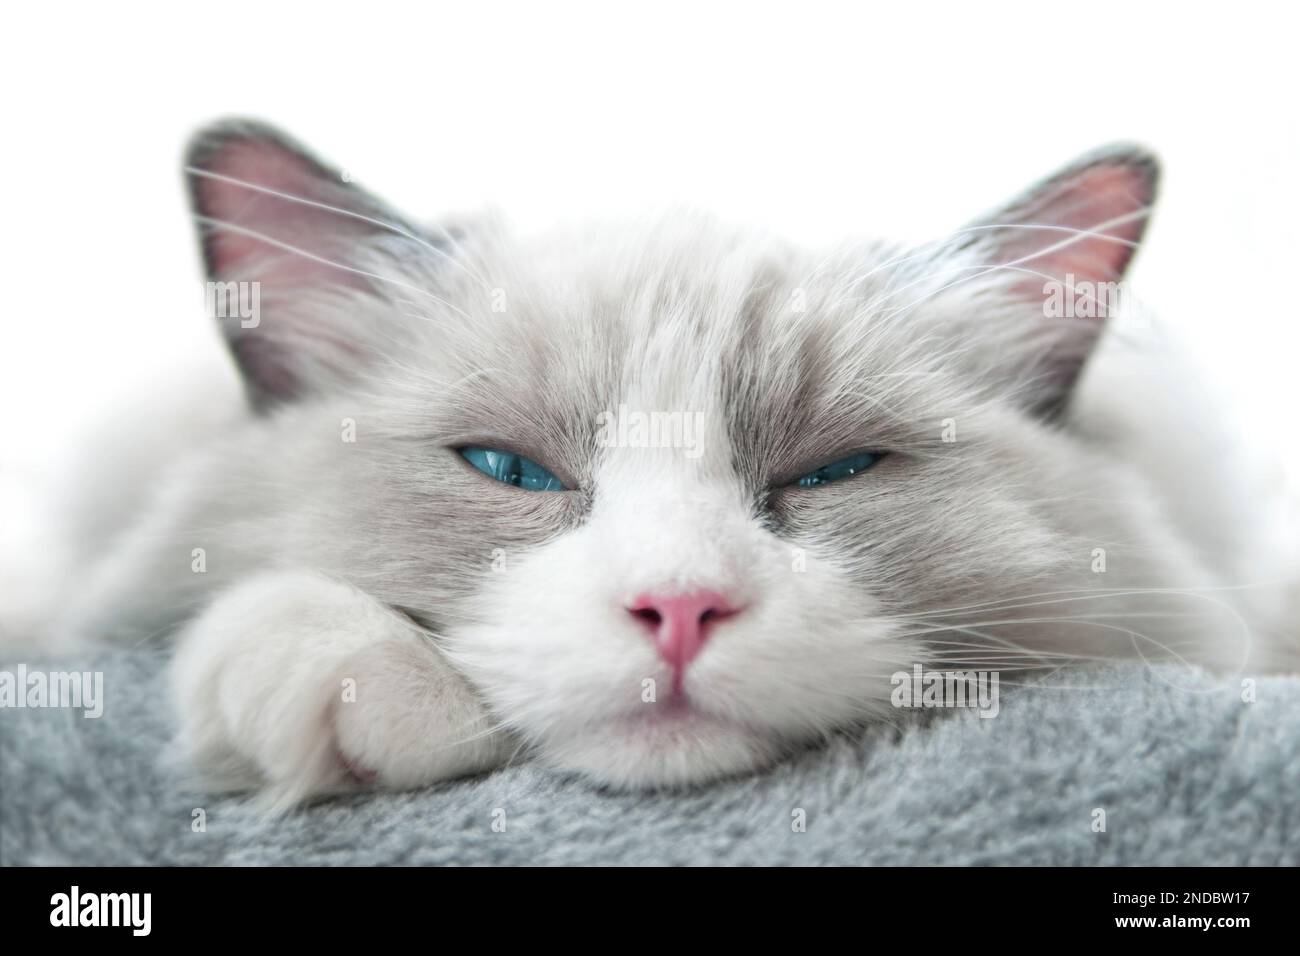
[186,119,444,409]
[957,144,1159,415]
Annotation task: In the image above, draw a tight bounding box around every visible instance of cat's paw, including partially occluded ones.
[169,570,511,809]
[330,638,513,791]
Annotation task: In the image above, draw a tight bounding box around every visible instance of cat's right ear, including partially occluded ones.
[951,144,1160,416]
[185,119,433,410]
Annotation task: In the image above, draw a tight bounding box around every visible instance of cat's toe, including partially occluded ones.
[330,640,514,790]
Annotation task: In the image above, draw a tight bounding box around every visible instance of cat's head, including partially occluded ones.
[186,120,1157,786]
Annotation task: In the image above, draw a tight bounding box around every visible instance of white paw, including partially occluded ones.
[332,638,514,790]
[170,570,510,808]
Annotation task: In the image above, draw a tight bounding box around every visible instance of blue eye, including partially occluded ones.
[792,451,883,488]
[459,446,567,491]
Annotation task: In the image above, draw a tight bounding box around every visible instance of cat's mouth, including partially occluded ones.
[615,693,762,740]
[547,702,782,787]
[643,692,695,720]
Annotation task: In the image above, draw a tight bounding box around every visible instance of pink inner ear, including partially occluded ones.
[187,124,402,407]
[1028,165,1151,281]
[991,161,1156,302]
[194,139,359,283]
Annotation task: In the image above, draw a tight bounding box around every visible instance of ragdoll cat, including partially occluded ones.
[43,120,1296,806]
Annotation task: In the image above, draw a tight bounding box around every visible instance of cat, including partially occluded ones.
[31,120,1297,807]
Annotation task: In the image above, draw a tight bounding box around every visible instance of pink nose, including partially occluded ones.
[628,590,740,681]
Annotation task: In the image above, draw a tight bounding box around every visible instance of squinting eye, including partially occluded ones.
[459,446,567,491]
[791,451,884,488]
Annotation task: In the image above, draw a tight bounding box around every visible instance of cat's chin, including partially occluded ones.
[538,707,786,789]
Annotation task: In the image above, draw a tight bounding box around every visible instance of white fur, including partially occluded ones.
[13,128,1297,804]
[170,569,510,809]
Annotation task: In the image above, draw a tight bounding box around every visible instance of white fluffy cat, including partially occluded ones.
[16,121,1297,807]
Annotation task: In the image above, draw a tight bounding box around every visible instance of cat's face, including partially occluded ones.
[187,122,1157,785]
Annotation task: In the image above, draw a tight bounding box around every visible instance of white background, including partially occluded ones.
[2,1,1297,548]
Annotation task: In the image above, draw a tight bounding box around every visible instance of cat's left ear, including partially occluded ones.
[185,119,441,410]
[958,144,1159,413]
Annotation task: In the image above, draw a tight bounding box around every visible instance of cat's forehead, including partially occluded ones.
[422,221,957,482]
[466,219,914,398]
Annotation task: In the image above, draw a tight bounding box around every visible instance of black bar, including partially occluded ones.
[0,866,1286,940]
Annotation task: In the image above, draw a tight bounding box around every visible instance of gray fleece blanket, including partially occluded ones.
[1,649,1296,865]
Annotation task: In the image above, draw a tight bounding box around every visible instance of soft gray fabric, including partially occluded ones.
[1,649,1296,865]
